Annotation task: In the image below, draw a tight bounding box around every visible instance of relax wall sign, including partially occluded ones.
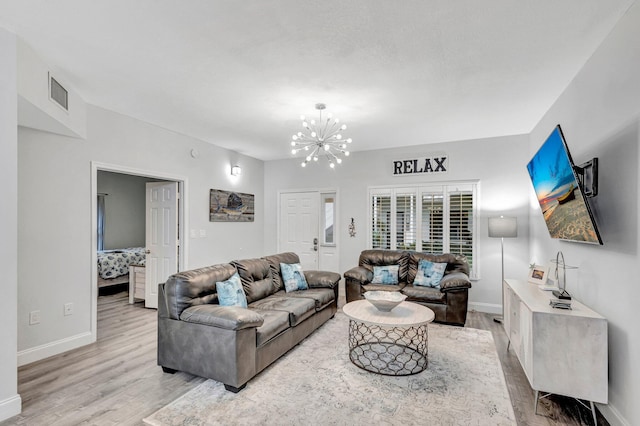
[392,155,449,176]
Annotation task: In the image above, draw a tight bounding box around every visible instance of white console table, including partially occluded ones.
[503,279,607,424]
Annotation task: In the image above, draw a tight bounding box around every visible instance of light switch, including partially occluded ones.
[199,229,206,238]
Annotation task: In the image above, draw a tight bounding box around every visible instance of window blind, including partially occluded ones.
[421,192,444,254]
[371,194,391,249]
[368,182,478,278]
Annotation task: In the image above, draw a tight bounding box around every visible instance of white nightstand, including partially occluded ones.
[128,264,146,304]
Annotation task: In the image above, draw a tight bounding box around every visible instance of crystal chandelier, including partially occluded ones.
[290,103,352,168]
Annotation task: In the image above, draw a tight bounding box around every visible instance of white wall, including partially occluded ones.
[97,171,161,249]
[529,3,640,425]
[17,105,264,363]
[17,38,87,139]
[0,29,22,421]
[264,134,531,313]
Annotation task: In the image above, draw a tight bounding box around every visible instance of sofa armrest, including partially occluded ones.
[179,305,264,330]
[439,272,472,291]
[343,266,372,284]
[303,270,341,289]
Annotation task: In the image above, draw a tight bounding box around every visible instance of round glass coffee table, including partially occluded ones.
[343,299,435,375]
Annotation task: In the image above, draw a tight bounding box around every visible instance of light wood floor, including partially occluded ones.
[2,290,608,426]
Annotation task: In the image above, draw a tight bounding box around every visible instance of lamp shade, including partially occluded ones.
[488,216,517,238]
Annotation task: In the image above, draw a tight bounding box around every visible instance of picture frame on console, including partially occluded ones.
[527,264,548,286]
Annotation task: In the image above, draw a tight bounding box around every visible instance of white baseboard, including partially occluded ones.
[597,402,630,426]
[0,394,21,422]
[17,331,94,367]
[468,302,502,315]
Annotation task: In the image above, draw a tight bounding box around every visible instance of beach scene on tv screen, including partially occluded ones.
[527,127,600,244]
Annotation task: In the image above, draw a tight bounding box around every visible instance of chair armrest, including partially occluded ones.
[303,270,341,289]
[343,266,372,284]
[179,305,264,330]
[439,272,472,291]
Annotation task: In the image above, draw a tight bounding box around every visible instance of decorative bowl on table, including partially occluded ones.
[364,291,407,312]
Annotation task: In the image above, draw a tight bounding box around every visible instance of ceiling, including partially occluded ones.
[0,1,634,160]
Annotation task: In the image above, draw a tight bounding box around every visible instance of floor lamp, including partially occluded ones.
[488,216,518,324]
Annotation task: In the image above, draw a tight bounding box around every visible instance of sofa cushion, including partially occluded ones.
[281,288,335,311]
[372,265,400,285]
[401,285,447,304]
[179,304,264,330]
[262,252,301,292]
[413,259,447,288]
[407,252,470,285]
[164,263,237,320]
[343,266,373,284]
[359,250,410,283]
[439,272,473,291]
[250,296,316,326]
[231,258,277,304]
[216,272,248,307]
[252,309,291,347]
[281,262,309,292]
[304,270,341,288]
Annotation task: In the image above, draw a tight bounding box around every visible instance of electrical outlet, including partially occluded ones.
[29,310,41,325]
[64,303,73,316]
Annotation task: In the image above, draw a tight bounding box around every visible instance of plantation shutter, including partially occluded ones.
[395,192,416,250]
[421,192,444,254]
[371,192,391,249]
[368,182,478,278]
[449,191,474,270]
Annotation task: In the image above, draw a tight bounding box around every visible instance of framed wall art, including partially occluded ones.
[210,189,255,222]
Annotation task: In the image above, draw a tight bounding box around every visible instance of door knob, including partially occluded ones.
[145,249,151,254]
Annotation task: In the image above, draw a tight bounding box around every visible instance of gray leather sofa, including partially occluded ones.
[344,249,472,326]
[158,252,340,392]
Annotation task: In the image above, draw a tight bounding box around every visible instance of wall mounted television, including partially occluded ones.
[526,125,603,245]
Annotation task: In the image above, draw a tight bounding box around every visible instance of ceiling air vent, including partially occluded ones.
[48,72,68,111]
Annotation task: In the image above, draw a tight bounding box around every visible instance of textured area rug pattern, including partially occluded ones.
[145,312,515,425]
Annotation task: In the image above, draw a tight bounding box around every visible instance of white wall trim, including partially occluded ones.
[598,403,630,426]
[17,332,93,367]
[468,301,501,315]
[90,161,189,342]
[0,394,21,422]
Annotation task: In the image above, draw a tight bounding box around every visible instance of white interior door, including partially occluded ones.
[145,181,178,308]
[279,192,319,270]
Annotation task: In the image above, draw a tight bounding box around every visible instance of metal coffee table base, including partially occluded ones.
[348,319,429,375]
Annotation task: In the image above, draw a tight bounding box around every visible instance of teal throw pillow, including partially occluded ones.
[216,272,248,308]
[280,262,309,292]
[413,259,447,288]
[372,265,399,285]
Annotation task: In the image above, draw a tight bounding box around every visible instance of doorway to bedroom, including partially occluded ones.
[96,171,162,301]
[91,162,187,342]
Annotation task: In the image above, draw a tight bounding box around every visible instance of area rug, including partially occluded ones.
[144,312,515,426]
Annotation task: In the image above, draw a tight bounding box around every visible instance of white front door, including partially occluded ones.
[145,181,179,308]
[279,192,319,270]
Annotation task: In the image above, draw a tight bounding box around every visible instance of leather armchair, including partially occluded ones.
[344,249,472,326]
